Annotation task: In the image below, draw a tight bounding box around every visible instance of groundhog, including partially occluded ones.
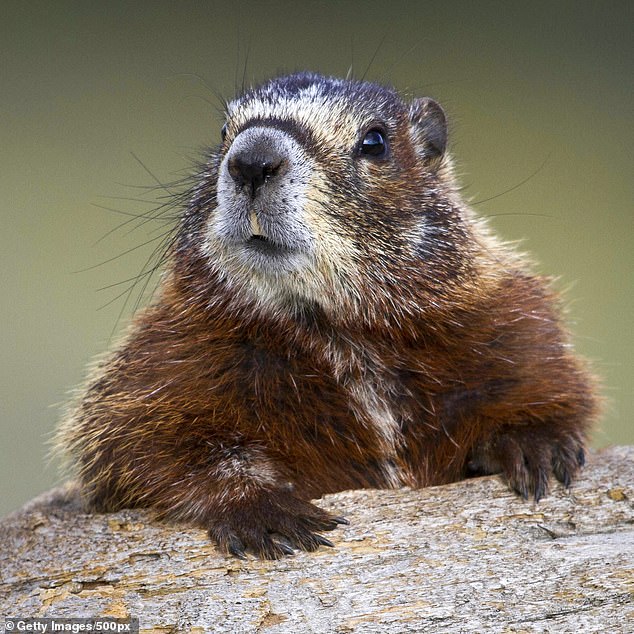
[56,72,598,559]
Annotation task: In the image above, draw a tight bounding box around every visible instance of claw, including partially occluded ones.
[560,469,572,489]
[314,534,335,548]
[533,471,549,502]
[332,515,350,525]
[277,542,295,557]
[515,485,529,501]
[228,541,247,561]
[533,461,550,502]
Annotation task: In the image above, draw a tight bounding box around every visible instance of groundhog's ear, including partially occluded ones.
[409,98,447,165]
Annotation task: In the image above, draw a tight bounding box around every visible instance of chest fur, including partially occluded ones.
[322,342,415,487]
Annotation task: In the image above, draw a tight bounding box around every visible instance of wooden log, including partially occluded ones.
[1,446,632,633]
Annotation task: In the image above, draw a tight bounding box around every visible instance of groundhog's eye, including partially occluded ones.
[360,128,388,158]
[221,123,228,142]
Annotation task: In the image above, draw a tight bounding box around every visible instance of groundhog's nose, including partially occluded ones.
[227,147,285,197]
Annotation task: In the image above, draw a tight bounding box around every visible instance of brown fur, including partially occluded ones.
[57,73,598,559]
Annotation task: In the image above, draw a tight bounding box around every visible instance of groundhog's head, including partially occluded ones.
[186,73,476,325]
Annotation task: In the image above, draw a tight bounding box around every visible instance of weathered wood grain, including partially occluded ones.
[1,446,632,633]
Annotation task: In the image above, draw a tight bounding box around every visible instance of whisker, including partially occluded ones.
[241,35,252,94]
[378,41,421,86]
[472,153,552,206]
[75,232,171,273]
[97,195,165,205]
[90,203,177,246]
[129,152,177,196]
[360,32,389,81]
[346,35,354,79]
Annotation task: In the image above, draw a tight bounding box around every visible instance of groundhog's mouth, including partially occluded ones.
[245,234,289,255]
[239,231,314,276]
[224,229,311,275]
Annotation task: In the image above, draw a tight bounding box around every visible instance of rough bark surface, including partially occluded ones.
[1,446,632,633]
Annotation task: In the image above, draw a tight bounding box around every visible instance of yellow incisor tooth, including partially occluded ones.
[250,211,262,236]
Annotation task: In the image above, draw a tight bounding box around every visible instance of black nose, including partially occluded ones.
[228,148,285,197]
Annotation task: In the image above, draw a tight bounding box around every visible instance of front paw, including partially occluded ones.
[207,490,348,559]
[467,426,586,501]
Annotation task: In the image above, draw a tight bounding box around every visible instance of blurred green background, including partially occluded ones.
[1,1,632,517]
